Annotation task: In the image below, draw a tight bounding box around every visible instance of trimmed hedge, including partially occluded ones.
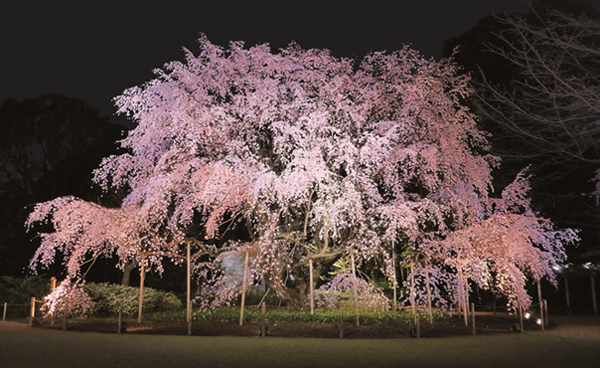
[192,306,443,325]
[85,283,182,317]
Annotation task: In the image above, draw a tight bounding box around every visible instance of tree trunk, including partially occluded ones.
[121,261,137,286]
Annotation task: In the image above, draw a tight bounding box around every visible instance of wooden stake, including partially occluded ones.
[260,301,267,337]
[392,246,397,311]
[3,302,6,321]
[537,280,544,330]
[29,297,35,327]
[457,268,468,326]
[117,303,123,334]
[62,293,68,330]
[309,259,314,315]
[464,278,470,326]
[591,276,597,316]
[565,277,571,310]
[187,241,192,335]
[415,311,420,338]
[471,303,476,336]
[239,251,249,326]
[50,277,56,325]
[519,303,524,333]
[350,251,360,326]
[544,299,549,328]
[410,261,416,317]
[138,254,146,323]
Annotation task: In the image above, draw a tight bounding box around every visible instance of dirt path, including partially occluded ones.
[1,316,599,368]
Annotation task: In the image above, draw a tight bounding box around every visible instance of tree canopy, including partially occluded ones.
[26,36,577,311]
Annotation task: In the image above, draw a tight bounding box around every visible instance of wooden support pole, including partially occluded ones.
[543,299,549,329]
[457,268,468,326]
[239,251,249,326]
[591,276,597,316]
[117,303,123,334]
[410,261,416,317]
[62,293,68,330]
[3,302,7,321]
[415,310,420,338]
[260,301,267,337]
[471,303,476,336]
[519,304,524,333]
[50,277,56,325]
[187,241,192,336]
[392,247,397,311]
[138,254,146,323]
[29,297,35,327]
[464,278,470,326]
[565,277,571,310]
[537,280,544,330]
[309,259,314,315]
[350,251,360,326]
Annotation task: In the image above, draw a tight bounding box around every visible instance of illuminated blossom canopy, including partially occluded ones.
[27,36,577,310]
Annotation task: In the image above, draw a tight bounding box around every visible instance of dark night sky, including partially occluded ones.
[1,1,598,125]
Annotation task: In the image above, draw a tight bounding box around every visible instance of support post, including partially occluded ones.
[239,251,249,326]
[565,277,571,313]
[350,251,360,326]
[50,277,56,325]
[471,303,476,336]
[29,297,35,327]
[591,276,597,316]
[187,241,192,335]
[117,303,123,334]
[464,278,470,326]
[410,261,416,317]
[543,299,549,329]
[537,280,544,330]
[415,311,420,338]
[392,247,397,311]
[260,301,267,337]
[309,259,314,315]
[62,293,68,330]
[3,302,6,321]
[519,304,524,333]
[138,254,146,323]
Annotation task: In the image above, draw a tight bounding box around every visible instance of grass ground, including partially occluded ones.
[1,315,599,367]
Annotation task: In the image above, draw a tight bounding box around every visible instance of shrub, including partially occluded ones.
[0,275,51,304]
[84,282,182,317]
[315,271,390,311]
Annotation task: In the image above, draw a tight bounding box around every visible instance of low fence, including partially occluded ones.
[3,298,128,333]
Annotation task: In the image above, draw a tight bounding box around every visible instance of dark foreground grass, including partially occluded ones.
[1,316,599,368]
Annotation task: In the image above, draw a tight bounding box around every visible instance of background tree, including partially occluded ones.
[0,94,124,276]
[441,0,600,261]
